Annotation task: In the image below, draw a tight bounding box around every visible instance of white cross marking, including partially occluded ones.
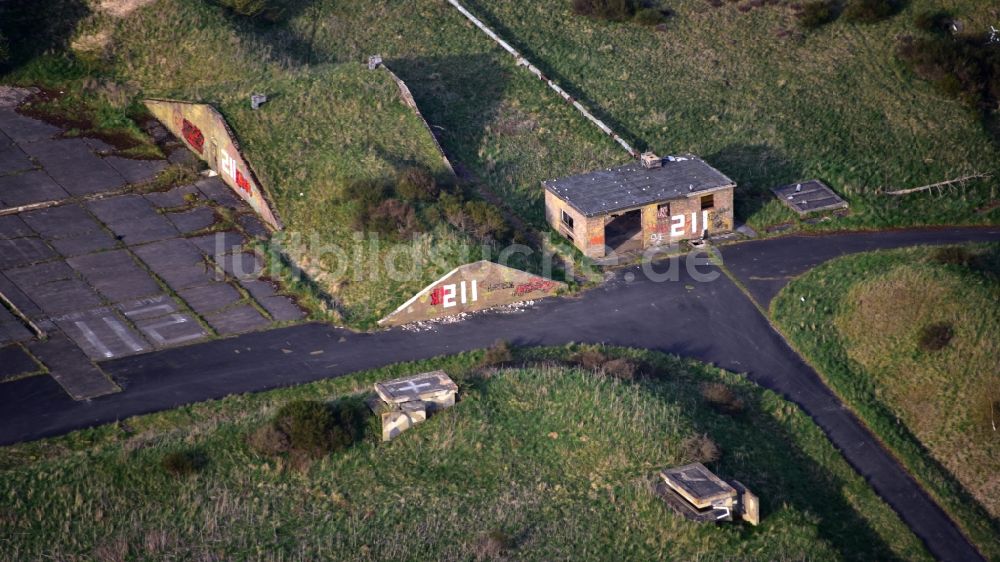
[392,380,433,395]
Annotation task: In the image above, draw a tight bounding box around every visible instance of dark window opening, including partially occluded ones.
[657,203,671,220]
[701,195,714,210]
[561,209,575,229]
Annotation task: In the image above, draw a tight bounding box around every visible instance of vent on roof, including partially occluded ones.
[641,152,662,169]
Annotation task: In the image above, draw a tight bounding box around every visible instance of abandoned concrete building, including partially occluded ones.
[543,154,736,258]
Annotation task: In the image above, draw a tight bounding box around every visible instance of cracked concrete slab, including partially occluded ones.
[189,230,246,257]
[0,144,35,177]
[14,277,104,317]
[0,309,33,345]
[239,278,277,301]
[196,177,240,207]
[204,303,269,335]
[237,213,269,238]
[175,282,242,316]
[53,309,151,360]
[104,156,167,185]
[0,272,45,323]
[166,206,216,234]
[0,344,39,380]
[144,184,200,209]
[20,204,118,255]
[0,170,70,207]
[0,109,60,143]
[26,333,119,400]
[0,215,33,239]
[0,237,57,269]
[260,295,305,322]
[87,194,179,245]
[132,238,217,289]
[217,251,264,280]
[68,250,162,303]
[20,138,126,196]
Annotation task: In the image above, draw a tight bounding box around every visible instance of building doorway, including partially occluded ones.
[605,209,643,253]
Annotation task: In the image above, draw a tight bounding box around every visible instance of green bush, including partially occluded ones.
[161,450,206,477]
[214,0,285,22]
[897,34,999,112]
[842,0,898,24]
[918,322,954,351]
[797,0,837,29]
[464,200,510,241]
[253,399,367,459]
[571,0,636,21]
[931,246,973,267]
[570,348,609,370]
[914,10,952,34]
[633,8,665,26]
[396,166,440,202]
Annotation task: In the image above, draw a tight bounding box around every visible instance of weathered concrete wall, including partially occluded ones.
[382,66,456,177]
[379,260,566,326]
[544,185,735,258]
[143,99,282,230]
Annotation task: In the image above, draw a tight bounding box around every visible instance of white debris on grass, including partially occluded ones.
[399,300,537,332]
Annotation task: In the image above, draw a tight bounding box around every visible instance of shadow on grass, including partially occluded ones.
[0,0,90,73]
[706,143,805,223]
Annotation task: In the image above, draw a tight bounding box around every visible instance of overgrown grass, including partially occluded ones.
[772,244,1000,558]
[0,347,931,560]
[452,0,1000,232]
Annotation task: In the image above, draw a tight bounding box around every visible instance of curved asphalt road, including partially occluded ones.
[1,226,998,561]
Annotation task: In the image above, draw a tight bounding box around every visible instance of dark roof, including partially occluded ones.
[543,156,735,217]
[771,179,848,216]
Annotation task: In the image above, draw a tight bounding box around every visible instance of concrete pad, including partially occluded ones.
[237,213,269,238]
[195,177,240,207]
[166,206,216,234]
[0,272,45,322]
[0,170,70,207]
[129,311,207,348]
[0,109,60,143]
[48,231,119,257]
[0,144,35,177]
[0,344,39,380]
[26,333,120,400]
[20,138,126,196]
[54,309,151,360]
[81,137,116,153]
[144,184,200,209]
[67,250,161,303]
[0,237,57,269]
[260,295,305,322]
[240,278,278,301]
[132,238,216,289]
[88,194,180,244]
[176,282,242,316]
[217,251,264,280]
[21,203,103,240]
[0,214,33,239]
[205,304,269,335]
[117,294,178,321]
[189,230,246,256]
[15,278,104,317]
[0,309,33,345]
[104,156,167,185]
[5,260,74,286]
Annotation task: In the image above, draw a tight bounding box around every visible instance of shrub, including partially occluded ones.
[842,0,897,24]
[570,348,609,370]
[215,0,286,21]
[701,382,745,415]
[914,10,952,34]
[396,166,440,202]
[918,322,954,351]
[368,198,420,239]
[633,8,665,26]
[797,0,837,29]
[474,530,514,561]
[571,0,636,21]
[342,178,390,209]
[482,340,514,367]
[681,433,722,463]
[464,200,510,241]
[161,450,205,476]
[931,246,973,267]
[256,399,367,459]
[897,34,998,112]
[602,358,638,380]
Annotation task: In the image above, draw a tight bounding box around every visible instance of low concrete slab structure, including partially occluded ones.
[771,179,848,216]
[658,462,759,525]
[369,370,458,441]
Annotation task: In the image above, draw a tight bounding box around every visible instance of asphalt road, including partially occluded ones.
[1,226,998,561]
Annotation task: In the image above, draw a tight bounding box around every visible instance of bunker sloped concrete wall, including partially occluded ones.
[144,99,282,230]
[379,260,566,326]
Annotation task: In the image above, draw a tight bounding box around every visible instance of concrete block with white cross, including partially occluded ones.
[370,370,458,441]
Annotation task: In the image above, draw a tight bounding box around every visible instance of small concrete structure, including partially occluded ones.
[771,179,848,216]
[369,370,458,441]
[543,155,735,259]
[657,462,759,525]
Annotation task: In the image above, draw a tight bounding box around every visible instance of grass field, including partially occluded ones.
[771,244,1000,559]
[454,0,1000,232]
[0,346,931,561]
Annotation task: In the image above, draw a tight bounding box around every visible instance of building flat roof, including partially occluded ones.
[771,179,848,215]
[543,156,735,217]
